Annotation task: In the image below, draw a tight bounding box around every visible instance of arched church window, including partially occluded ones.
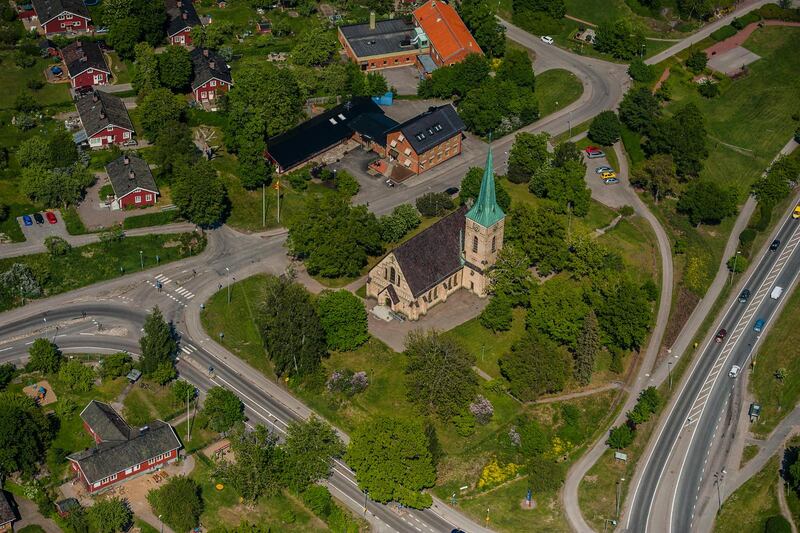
[491,236,496,253]
[390,267,396,284]
[472,235,478,253]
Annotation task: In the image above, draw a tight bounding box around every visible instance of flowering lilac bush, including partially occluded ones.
[327,369,369,396]
[469,395,494,424]
[508,427,521,447]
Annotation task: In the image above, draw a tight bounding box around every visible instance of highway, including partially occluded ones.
[626,208,800,532]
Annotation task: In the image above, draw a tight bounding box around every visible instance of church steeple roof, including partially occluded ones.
[466,146,505,228]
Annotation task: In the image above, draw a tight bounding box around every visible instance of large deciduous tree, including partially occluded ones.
[631,154,677,203]
[487,244,535,307]
[132,43,159,94]
[574,311,600,386]
[21,164,93,208]
[316,290,368,351]
[594,18,646,60]
[677,180,738,226]
[646,103,708,177]
[588,110,622,146]
[505,204,570,275]
[215,425,284,501]
[203,386,244,433]
[346,416,436,508]
[138,88,187,140]
[404,331,477,420]
[596,277,652,351]
[146,476,203,533]
[528,160,591,216]
[103,0,166,59]
[157,45,192,91]
[139,307,176,375]
[507,132,550,184]
[87,497,131,533]
[282,416,345,492]
[291,27,336,66]
[172,161,228,227]
[500,331,569,400]
[0,392,52,476]
[619,87,660,134]
[459,0,507,57]
[526,277,589,349]
[27,338,63,374]
[497,48,535,90]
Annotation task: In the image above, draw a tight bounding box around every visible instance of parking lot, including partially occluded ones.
[17,210,70,245]
[380,66,424,96]
[582,151,628,209]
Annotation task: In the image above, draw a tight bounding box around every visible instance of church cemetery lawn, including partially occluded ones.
[748,281,800,438]
[714,455,782,533]
[0,233,205,312]
[535,69,584,118]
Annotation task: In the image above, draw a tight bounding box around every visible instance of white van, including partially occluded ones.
[771,286,783,300]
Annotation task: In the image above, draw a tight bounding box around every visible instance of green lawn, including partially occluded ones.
[0,55,72,111]
[598,215,659,285]
[105,52,132,85]
[0,233,205,312]
[714,455,782,533]
[446,308,527,379]
[123,382,183,426]
[749,282,800,438]
[535,69,584,118]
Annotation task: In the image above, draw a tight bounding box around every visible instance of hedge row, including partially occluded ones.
[123,210,180,229]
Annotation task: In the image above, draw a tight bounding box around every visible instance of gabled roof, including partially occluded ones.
[413,0,482,63]
[392,207,466,297]
[165,0,201,37]
[0,491,14,526]
[339,18,416,59]
[190,48,232,89]
[106,155,159,199]
[466,147,504,228]
[31,0,90,24]
[80,400,134,441]
[76,91,134,137]
[68,419,181,484]
[61,40,109,78]
[267,97,398,171]
[391,104,464,155]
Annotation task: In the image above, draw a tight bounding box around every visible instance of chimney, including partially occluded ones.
[123,155,130,165]
[203,48,209,57]
[128,169,135,180]
[369,11,376,30]
[209,60,215,69]
[99,110,106,120]
[92,91,98,102]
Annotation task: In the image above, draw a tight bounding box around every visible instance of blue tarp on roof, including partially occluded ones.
[371,92,393,106]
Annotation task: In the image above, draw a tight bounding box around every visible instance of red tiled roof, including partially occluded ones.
[413,0,482,64]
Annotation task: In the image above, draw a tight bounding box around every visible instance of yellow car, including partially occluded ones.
[601,172,617,180]
[793,204,800,219]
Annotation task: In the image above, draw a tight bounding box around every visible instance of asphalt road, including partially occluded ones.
[626,211,800,532]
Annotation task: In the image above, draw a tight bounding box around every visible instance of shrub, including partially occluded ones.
[44,235,71,256]
[477,458,519,489]
[710,25,737,41]
[452,411,476,436]
[479,294,513,332]
[739,228,756,248]
[326,369,369,396]
[619,205,635,217]
[526,456,565,492]
[302,485,333,518]
[757,4,800,22]
[607,424,634,449]
[764,515,792,533]
[685,51,708,74]
[416,192,453,217]
[469,395,494,424]
[627,59,656,83]
[727,254,748,273]
[698,81,719,98]
[335,170,359,197]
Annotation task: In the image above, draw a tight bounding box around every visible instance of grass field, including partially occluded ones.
[714,455,782,533]
[0,55,72,111]
[749,281,800,438]
[535,69,584,118]
[123,382,183,426]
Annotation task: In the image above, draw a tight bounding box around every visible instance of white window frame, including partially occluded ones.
[58,14,65,20]
[145,194,152,201]
[210,80,217,87]
[123,131,131,139]
[135,195,141,204]
[66,13,73,19]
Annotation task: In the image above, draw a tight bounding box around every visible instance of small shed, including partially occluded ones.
[749,402,761,421]
[55,498,80,518]
[257,21,272,34]
[126,369,142,383]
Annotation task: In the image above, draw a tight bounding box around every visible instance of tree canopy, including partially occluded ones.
[460,166,512,211]
[157,45,192,92]
[594,19,646,60]
[203,386,245,433]
[677,180,738,225]
[27,338,63,374]
[500,331,569,401]
[459,0,506,57]
[147,476,203,533]
[138,88,187,140]
[316,290,369,351]
[588,110,622,146]
[646,103,709,177]
[282,417,345,492]
[172,161,228,227]
[507,132,550,184]
[216,425,284,501]
[619,87,661,134]
[0,392,52,476]
[139,307,176,375]
[87,497,131,533]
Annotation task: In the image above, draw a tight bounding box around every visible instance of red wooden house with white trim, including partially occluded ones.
[106,154,160,209]
[190,48,233,105]
[30,0,92,35]
[68,401,181,494]
[75,91,135,148]
[165,0,201,46]
[61,40,110,89]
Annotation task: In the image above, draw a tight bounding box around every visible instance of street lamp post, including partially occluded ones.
[668,361,673,390]
[226,267,231,303]
[158,514,163,533]
[139,250,143,270]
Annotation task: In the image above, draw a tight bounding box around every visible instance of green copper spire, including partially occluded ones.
[466,146,505,228]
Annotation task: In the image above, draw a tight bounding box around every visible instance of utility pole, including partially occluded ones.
[262,182,266,227]
[275,179,281,223]
[186,382,191,442]
[668,361,673,390]
[139,250,143,270]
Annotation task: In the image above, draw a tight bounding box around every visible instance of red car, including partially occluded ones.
[584,145,601,154]
[715,328,727,343]
[45,212,57,224]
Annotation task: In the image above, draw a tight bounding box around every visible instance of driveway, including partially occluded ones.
[583,153,629,209]
[380,66,423,96]
[17,209,70,246]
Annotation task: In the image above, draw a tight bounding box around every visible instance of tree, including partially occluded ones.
[151,361,177,385]
[404,331,478,420]
[172,161,228,227]
[418,53,491,99]
[416,192,453,217]
[152,121,196,181]
[765,516,792,533]
[727,254,748,273]
[552,141,582,168]
[335,170,359,197]
[157,45,192,91]
[505,204,570,275]
[292,28,336,66]
[677,180,738,225]
[460,166,512,211]
[259,275,327,377]
[379,204,421,243]
[138,88,187,140]
[147,476,203,533]
[646,103,708,177]
[203,386,244,433]
[170,380,195,406]
[17,136,51,168]
[132,42,159,94]
[500,331,569,400]
[216,425,284,501]
[479,294,513,331]
[606,424,634,449]
[44,236,71,256]
[574,311,599,386]
[99,352,132,379]
[28,338,63,374]
[685,50,708,73]
[487,244,535,306]
[459,0,506,57]
[0,392,52,476]
[631,154,677,203]
[497,48,535,90]
[0,363,15,390]
[238,131,271,190]
[527,277,589,349]
[507,132,550,183]
[139,307,176,375]
[283,417,345,491]
[287,195,382,278]
[588,110,621,146]
[597,277,652,350]
[58,360,95,393]
[87,498,131,533]
[21,164,93,208]
[317,290,368,351]
[627,58,656,83]
[528,160,591,216]
[619,87,660,133]
[103,0,165,59]
[1,263,42,301]
[346,417,436,508]
[753,156,800,205]
[594,19,646,60]
[457,78,539,136]
[627,386,661,425]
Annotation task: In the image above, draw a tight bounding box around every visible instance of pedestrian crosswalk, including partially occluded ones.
[148,273,196,306]
[180,343,197,355]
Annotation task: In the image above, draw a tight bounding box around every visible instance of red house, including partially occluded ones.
[106,154,159,210]
[76,91,135,148]
[61,40,110,89]
[68,401,181,494]
[30,0,92,35]
[413,0,482,68]
[165,0,201,46]
[190,48,233,105]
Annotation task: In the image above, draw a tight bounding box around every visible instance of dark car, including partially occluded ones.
[715,328,727,343]
[444,186,459,196]
[770,239,781,251]
[738,289,751,303]
[33,213,44,224]
[45,212,57,224]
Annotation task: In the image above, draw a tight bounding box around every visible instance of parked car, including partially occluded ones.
[541,35,554,44]
[770,239,780,251]
[771,286,783,300]
[601,171,617,179]
[603,177,619,184]
[753,318,765,333]
[715,328,727,343]
[595,166,614,174]
[45,212,57,224]
[728,365,741,378]
[793,204,800,219]
[584,146,601,154]
[33,213,44,224]
[384,179,395,188]
[22,214,33,226]
[586,150,606,159]
[738,289,751,303]
[444,186,459,196]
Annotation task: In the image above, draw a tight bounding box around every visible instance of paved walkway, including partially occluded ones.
[704,20,800,58]
[777,472,798,533]
[530,382,623,405]
[12,495,61,533]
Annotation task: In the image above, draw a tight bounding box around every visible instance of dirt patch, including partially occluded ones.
[202,439,235,464]
[661,287,700,351]
[519,498,538,510]
[23,379,58,406]
[81,250,95,258]
[162,240,181,248]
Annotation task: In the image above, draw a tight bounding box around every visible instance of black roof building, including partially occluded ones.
[61,40,109,78]
[31,0,90,23]
[392,207,466,297]
[339,18,416,59]
[165,0,201,38]
[69,401,181,486]
[0,491,14,528]
[190,48,232,89]
[76,91,134,137]
[266,97,399,173]
[391,104,465,155]
[106,154,159,199]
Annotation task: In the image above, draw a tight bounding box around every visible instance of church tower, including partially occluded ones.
[463,147,505,295]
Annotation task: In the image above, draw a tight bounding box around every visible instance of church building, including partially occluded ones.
[366,148,505,320]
